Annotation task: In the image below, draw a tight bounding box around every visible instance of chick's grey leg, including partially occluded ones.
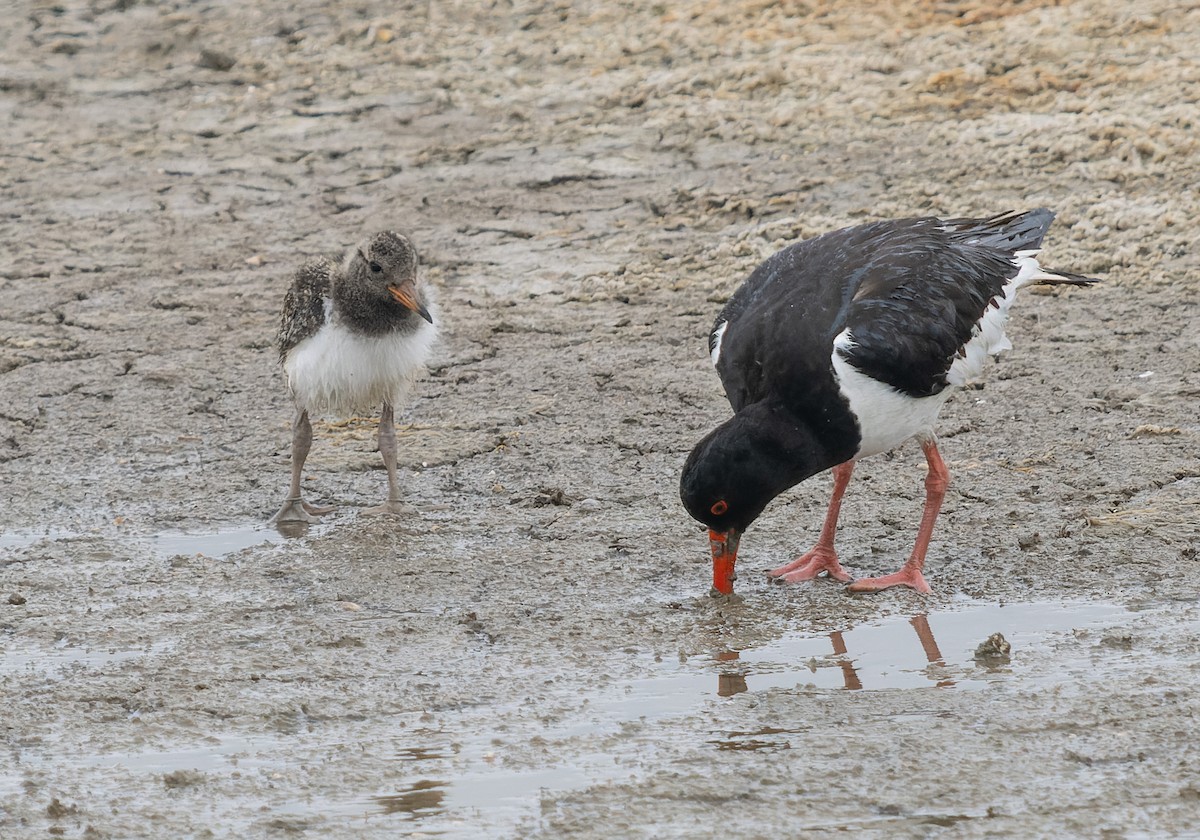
[275,409,334,523]
[363,402,413,516]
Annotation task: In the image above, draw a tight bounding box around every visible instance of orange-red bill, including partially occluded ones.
[708,528,740,596]
[388,282,433,323]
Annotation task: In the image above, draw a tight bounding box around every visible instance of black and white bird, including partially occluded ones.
[275,230,437,524]
[680,209,1097,595]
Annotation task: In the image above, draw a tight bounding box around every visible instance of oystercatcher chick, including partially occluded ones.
[274,230,436,524]
[680,209,1097,595]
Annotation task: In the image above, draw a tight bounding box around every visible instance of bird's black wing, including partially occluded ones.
[710,210,1060,411]
[277,257,334,364]
[710,229,863,413]
[841,211,1055,398]
[938,208,1053,252]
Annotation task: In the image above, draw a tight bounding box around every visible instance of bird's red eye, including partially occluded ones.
[711,500,728,515]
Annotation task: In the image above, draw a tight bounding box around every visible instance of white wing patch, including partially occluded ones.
[709,320,728,367]
[284,302,438,416]
[831,250,1047,459]
[831,330,951,459]
[946,251,1039,387]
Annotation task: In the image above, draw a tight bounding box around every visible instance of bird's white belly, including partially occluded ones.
[830,344,951,458]
[284,318,437,416]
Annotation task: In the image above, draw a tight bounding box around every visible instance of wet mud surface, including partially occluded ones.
[3,1,1200,837]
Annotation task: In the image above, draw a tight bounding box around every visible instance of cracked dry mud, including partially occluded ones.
[2,1,1200,838]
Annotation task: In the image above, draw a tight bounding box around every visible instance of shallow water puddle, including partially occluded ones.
[291,600,1144,833]
[563,601,1131,739]
[0,522,321,559]
[0,638,174,678]
[12,599,1155,835]
[149,524,290,557]
[712,599,1131,693]
[79,733,292,774]
[0,527,78,552]
[372,779,448,818]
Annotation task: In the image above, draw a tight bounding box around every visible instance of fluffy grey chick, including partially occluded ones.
[275,230,437,524]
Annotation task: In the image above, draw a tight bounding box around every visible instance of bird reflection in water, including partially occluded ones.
[715,613,956,694]
[715,650,748,696]
[372,779,447,819]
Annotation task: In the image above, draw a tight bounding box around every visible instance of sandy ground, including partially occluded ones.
[2,0,1200,836]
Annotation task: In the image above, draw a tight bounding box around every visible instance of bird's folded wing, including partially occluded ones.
[277,257,335,363]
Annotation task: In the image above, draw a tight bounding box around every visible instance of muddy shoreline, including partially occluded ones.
[3,1,1199,837]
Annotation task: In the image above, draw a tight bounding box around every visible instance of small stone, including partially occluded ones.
[1100,632,1133,650]
[1130,424,1182,438]
[974,632,1011,664]
[46,798,77,819]
[48,40,84,56]
[197,48,237,71]
[532,487,573,507]
[163,769,205,789]
[8,593,26,605]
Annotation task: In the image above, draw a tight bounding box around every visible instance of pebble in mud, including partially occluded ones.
[7,593,26,606]
[162,769,206,789]
[974,632,1012,666]
[196,48,237,71]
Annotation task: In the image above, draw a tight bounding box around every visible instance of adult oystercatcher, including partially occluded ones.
[274,230,437,524]
[680,209,1096,595]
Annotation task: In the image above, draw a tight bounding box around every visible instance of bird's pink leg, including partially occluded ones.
[910,614,955,687]
[768,462,855,584]
[829,631,863,690]
[848,438,948,594]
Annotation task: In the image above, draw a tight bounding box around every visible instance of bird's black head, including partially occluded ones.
[681,403,815,534]
[680,425,762,536]
[341,230,434,327]
[686,410,787,535]
[681,401,838,594]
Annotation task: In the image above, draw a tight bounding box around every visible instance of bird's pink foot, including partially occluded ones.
[768,548,853,584]
[847,565,932,595]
